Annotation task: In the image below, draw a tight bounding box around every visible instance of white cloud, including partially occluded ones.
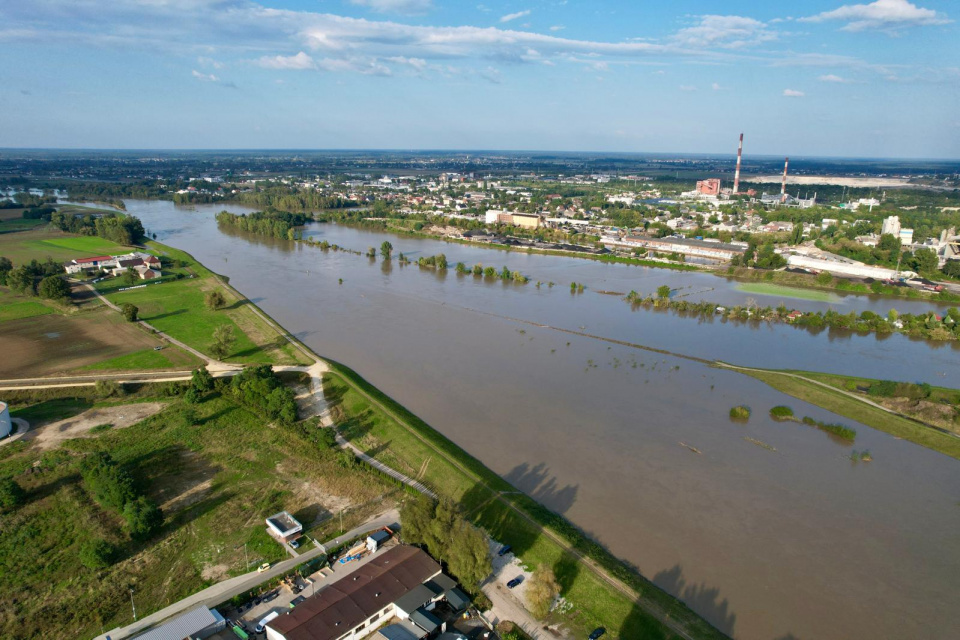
[549,25,564,32]
[679,84,697,91]
[500,10,531,23]
[711,82,723,90]
[197,56,223,69]
[672,15,778,49]
[191,69,219,82]
[801,0,950,32]
[819,73,849,82]
[783,88,805,96]
[256,51,316,70]
[479,66,501,83]
[349,0,434,15]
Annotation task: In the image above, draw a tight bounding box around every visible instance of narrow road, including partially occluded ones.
[94,509,399,640]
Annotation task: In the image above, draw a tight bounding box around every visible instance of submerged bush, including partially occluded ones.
[729,406,751,420]
[770,406,794,420]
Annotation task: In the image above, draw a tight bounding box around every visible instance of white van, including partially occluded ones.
[255,610,280,634]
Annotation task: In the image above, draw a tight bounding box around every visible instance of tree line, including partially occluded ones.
[49,210,145,245]
[215,209,309,240]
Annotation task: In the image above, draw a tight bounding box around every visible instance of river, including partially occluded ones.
[117,200,960,640]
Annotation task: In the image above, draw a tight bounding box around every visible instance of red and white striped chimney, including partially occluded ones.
[780,157,789,203]
[733,133,743,194]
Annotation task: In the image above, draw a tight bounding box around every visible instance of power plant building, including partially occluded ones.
[696,179,721,196]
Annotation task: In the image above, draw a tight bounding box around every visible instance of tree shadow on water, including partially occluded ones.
[651,565,737,637]
[503,462,578,515]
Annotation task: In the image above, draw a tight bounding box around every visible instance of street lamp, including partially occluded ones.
[129,588,138,622]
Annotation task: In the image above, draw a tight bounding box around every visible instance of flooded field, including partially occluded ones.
[116,199,960,640]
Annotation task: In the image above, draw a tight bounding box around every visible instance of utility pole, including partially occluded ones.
[339,508,344,534]
[129,588,138,622]
[244,543,249,570]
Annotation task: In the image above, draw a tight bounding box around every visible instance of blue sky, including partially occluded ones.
[1,0,957,157]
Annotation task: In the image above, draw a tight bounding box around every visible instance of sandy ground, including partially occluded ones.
[24,401,168,451]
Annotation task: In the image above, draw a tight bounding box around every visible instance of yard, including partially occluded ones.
[0,227,133,264]
[0,383,400,640]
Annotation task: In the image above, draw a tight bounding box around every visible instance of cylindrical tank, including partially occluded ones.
[0,402,10,438]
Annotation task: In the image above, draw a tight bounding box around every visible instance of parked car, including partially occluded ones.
[506,576,523,589]
[257,562,270,573]
[290,539,300,549]
[497,545,512,557]
[289,596,306,608]
[262,590,280,603]
[588,627,606,639]
[255,611,280,634]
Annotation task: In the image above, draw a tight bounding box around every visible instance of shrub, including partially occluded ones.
[95,380,124,398]
[729,405,751,420]
[123,496,164,540]
[79,538,117,570]
[121,303,138,322]
[38,275,70,301]
[205,289,227,310]
[770,406,794,420]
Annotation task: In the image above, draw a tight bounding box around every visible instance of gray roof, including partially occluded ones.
[132,606,222,640]
[368,530,391,543]
[445,588,470,611]
[393,583,436,614]
[423,573,456,595]
[409,609,442,634]
[376,624,421,640]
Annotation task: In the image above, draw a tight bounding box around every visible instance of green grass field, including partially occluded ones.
[324,367,724,640]
[736,282,840,302]
[79,347,201,371]
[0,384,398,640]
[0,300,56,322]
[0,228,132,264]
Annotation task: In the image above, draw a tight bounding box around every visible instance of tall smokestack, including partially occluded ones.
[733,133,743,194]
[780,157,789,204]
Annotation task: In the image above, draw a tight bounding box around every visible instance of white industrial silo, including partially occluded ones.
[0,401,11,438]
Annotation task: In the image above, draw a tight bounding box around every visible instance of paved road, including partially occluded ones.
[94,509,399,640]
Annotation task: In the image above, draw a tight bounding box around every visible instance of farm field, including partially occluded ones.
[100,242,309,366]
[0,383,399,640]
[736,282,840,302]
[0,228,133,264]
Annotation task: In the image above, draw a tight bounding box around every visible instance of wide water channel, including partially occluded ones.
[123,200,959,640]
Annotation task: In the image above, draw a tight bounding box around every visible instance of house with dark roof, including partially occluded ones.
[266,545,448,640]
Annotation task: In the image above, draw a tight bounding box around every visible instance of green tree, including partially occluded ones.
[123,496,163,540]
[210,324,236,360]
[0,256,14,286]
[942,260,960,278]
[191,367,214,392]
[435,253,448,270]
[0,477,26,512]
[79,538,118,570]
[205,289,227,310]
[657,285,671,299]
[122,269,139,285]
[37,275,70,301]
[816,271,834,286]
[7,265,34,294]
[380,241,393,259]
[121,303,138,322]
[526,564,561,619]
[445,518,492,589]
[911,248,939,275]
[399,494,437,546]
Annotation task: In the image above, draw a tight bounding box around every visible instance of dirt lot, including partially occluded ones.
[0,307,165,377]
[23,401,169,451]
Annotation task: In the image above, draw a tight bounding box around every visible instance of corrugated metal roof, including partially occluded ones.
[132,606,219,640]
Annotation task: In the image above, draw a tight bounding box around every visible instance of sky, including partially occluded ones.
[1,0,958,158]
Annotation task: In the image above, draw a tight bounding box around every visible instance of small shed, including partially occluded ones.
[409,609,443,636]
[366,529,392,553]
[266,511,303,543]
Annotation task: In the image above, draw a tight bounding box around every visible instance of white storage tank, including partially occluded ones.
[0,401,10,438]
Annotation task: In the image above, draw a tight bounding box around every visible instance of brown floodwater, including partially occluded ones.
[120,200,960,640]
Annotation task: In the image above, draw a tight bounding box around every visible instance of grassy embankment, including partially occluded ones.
[732,367,960,460]
[0,383,400,640]
[735,282,840,303]
[97,241,309,366]
[322,360,727,640]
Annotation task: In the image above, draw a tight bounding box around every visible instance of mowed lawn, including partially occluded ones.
[0,228,133,264]
[736,282,840,303]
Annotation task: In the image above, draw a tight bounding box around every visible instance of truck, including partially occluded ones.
[255,611,280,634]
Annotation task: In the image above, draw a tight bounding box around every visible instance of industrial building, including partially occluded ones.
[604,235,746,261]
[696,178,721,196]
[266,546,469,640]
[0,401,10,438]
[131,606,226,640]
[881,216,914,245]
[785,254,914,280]
[484,210,541,229]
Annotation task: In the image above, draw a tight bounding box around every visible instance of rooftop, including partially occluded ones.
[266,511,302,536]
[268,545,440,640]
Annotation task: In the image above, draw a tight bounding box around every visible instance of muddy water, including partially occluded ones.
[124,200,960,640]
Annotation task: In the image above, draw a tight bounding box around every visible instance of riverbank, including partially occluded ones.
[720,365,960,460]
